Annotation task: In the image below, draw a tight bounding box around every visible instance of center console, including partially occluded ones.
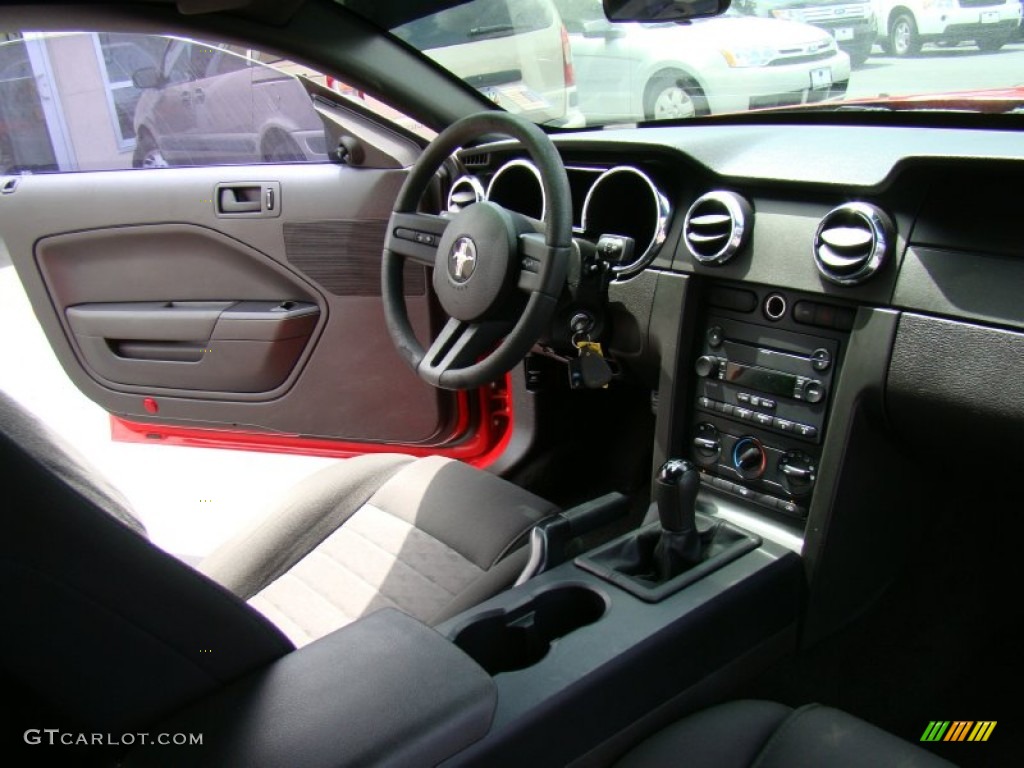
[688,285,854,520]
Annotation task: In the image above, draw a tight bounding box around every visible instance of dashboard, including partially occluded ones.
[452,122,1024,547]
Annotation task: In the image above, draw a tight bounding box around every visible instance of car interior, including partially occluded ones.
[1,0,1021,766]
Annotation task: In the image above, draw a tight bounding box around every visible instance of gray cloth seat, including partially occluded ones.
[615,700,955,768]
[0,389,555,731]
[199,452,558,646]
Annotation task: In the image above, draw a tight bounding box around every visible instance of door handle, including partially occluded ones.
[214,182,282,218]
[218,186,262,213]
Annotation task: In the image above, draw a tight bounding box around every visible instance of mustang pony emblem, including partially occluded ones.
[449,237,478,283]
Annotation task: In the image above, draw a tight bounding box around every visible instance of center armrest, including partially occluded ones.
[124,608,496,767]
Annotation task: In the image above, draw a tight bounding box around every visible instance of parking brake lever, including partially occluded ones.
[515,492,630,585]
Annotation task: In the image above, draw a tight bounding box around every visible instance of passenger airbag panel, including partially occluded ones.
[887,313,1024,453]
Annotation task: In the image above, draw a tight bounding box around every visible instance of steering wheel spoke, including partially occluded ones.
[517,232,572,297]
[418,317,509,386]
[385,211,449,267]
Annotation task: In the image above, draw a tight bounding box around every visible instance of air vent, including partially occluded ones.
[813,202,894,286]
[683,191,753,265]
[447,176,485,213]
[461,152,491,168]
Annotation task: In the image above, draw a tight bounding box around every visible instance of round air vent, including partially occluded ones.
[813,202,895,286]
[683,191,753,265]
[447,176,485,213]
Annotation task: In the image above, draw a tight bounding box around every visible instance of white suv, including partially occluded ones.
[875,0,1022,55]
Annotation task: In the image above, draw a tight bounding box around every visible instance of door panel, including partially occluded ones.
[2,163,459,446]
[65,300,319,392]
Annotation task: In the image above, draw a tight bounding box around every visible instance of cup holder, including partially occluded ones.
[453,585,607,675]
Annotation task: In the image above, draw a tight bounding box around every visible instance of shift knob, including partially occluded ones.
[654,459,699,534]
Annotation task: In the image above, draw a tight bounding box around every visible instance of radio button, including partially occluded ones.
[773,418,796,433]
[796,424,818,439]
[721,403,736,416]
[737,392,751,404]
[778,500,802,517]
[734,407,753,421]
[755,413,774,427]
[811,348,832,372]
[760,398,777,410]
[707,326,724,348]
[793,301,816,325]
[734,485,755,500]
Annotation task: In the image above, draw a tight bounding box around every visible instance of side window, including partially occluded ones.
[0,31,430,173]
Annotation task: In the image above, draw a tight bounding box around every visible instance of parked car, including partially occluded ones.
[733,0,877,66]
[132,38,329,167]
[557,1,850,122]
[874,0,1022,55]
[2,0,1022,767]
[393,0,584,128]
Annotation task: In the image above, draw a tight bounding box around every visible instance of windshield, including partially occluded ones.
[340,0,1024,127]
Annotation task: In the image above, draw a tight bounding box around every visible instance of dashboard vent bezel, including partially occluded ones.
[683,191,753,266]
[461,152,491,168]
[813,202,895,286]
[446,175,485,213]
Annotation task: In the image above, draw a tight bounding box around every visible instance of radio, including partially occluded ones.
[690,315,842,518]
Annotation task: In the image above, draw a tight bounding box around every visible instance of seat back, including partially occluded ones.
[0,391,293,733]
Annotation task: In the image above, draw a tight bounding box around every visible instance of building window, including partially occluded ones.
[92,33,165,149]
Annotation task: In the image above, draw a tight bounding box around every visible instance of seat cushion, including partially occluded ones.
[615,700,956,768]
[201,454,558,646]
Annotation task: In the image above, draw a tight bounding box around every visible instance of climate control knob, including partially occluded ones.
[695,355,720,378]
[692,423,721,465]
[778,451,816,497]
[732,437,766,480]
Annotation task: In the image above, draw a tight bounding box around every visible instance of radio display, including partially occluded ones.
[723,362,795,398]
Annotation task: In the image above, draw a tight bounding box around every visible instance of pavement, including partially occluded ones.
[0,256,336,562]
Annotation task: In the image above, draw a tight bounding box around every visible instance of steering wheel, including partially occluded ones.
[381,111,573,390]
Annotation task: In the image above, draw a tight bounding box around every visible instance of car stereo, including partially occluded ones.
[690,313,841,518]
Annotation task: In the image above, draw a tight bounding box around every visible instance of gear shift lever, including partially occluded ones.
[654,459,700,535]
[652,459,702,579]
[575,459,759,602]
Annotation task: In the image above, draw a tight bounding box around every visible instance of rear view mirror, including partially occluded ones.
[132,66,162,89]
[602,0,730,22]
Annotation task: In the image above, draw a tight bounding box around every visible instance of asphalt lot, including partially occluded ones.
[849,41,1024,98]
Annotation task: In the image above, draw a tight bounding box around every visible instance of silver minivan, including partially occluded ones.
[394,0,584,128]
